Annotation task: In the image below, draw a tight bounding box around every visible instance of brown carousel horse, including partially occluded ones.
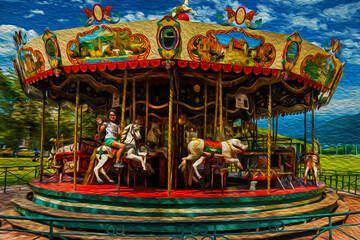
[301,141,322,186]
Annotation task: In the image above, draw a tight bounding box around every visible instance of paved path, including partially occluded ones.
[1,186,360,240]
[0,185,48,240]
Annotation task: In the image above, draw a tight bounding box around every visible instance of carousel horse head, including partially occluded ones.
[121,123,142,144]
[147,122,162,147]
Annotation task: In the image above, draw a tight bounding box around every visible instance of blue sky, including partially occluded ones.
[0,0,359,139]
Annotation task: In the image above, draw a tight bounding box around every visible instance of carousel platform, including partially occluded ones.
[3,177,349,236]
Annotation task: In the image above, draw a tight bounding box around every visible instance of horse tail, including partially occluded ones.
[83,149,98,185]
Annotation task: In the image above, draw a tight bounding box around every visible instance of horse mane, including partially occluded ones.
[82,150,98,185]
[121,123,131,142]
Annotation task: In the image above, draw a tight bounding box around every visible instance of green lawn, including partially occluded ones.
[1,155,360,189]
[320,155,360,173]
[0,157,52,188]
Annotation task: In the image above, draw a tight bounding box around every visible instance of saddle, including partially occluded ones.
[203,140,222,154]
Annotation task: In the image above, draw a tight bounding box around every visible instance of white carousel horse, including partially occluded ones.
[47,138,95,169]
[91,123,148,184]
[140,122,168,158]
[179,138,248,185]
[171,0,197,19]
[47,138,57,168]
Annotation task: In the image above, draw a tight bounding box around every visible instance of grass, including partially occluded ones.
[0,157,52,189]
[1,155,360,190]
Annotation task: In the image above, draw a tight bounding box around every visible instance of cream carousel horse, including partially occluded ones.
[179,138,248,185]
[140,122,168,158]
[302,141,321,186]
[171,0,197,19]
[84,123,148,184]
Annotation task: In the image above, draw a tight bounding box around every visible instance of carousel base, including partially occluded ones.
[4,176,349,238]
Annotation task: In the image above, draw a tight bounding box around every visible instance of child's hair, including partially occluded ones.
[104,109,119,124]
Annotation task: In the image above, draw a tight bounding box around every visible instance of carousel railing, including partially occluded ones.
[0,211,358,239]
[0,166,52,193]
[297,165,360,196]
[238,136,293,150]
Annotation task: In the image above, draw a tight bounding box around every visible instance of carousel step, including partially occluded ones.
[1,203,123,240]
[13,190,338,222]
[221,199,349,239]
[2,196,349,239]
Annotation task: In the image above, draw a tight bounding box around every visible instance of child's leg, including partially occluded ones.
[111,141,125,162]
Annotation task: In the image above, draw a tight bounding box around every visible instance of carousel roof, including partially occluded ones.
[12,14,344,121]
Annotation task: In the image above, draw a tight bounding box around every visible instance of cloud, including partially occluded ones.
[343,39,360,48]
[30,9,45,15]
[120,11,163,23]
[0,25,39,57]
[24,14,35,19]
[274,0,323,6]
[256,4,275,23]
[85,0,100,5]
[322,2,360,22]
[58,19,70,22]
[317,86,360,116]
[282,13,327,31]
[310,41,322,47]
[36,1,51,4]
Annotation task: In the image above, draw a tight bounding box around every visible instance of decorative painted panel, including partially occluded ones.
[66,25,150,65]
[188,28,275,68]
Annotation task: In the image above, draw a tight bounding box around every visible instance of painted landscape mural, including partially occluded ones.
[188,29,275,67]
[67,26,150,64]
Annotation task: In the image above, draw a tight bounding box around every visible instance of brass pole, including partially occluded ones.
[79,105,83,142]
[145,79,149,140]
[214,74,219,137]
[168,87,173,197]
[132,77,136,123]
[40,93,46,182]
[267,85,272,193]
[73,81,80,190]
[121,69,128,129]
[56,104,61,151]
[219,72,223,140]
[312,93,315,152]
[304,111,307,153]
[204,83,207,138]
[225,95,228,127]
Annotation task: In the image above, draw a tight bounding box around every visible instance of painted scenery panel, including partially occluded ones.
[300,53,337,88]
[66,25,150,65]
[188,29,275,68]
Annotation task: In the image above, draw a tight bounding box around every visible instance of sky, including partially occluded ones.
[0,0,359,141]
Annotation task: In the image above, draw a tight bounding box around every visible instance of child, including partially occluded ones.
[96,109,126,168]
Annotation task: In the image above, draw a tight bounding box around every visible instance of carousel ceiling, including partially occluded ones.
[12,13,344,121]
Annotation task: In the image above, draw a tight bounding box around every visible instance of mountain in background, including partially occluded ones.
[315,113,360,146]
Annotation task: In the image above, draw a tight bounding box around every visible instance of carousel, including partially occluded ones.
[5,2,348,238]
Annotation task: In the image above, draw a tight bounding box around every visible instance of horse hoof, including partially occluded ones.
[109,179,115,183]
[142,170,147,174]
[198,177,205,186]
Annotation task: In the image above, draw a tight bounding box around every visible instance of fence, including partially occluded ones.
[0,166,52,193]
[297,165,360,196]
[0,210,359,239]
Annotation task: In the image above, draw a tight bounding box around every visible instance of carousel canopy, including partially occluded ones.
[12,13,344,122]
